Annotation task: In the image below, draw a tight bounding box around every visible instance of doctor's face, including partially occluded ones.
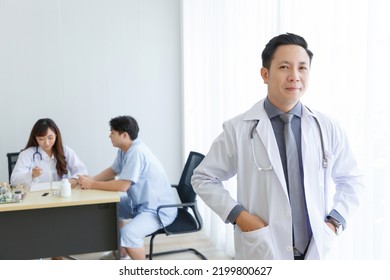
[261,44,310,112]
[36,128,56,155]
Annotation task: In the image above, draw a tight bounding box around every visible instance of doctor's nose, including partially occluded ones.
[288,70,300,82]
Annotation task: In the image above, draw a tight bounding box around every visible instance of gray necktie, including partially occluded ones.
[279,113,309,254]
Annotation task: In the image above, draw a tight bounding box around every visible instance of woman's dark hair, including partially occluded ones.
[261,33,313,69]
[109,115,139,140]
[24,118,68,177]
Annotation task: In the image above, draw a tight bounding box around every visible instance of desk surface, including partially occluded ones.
[0,188,120,212]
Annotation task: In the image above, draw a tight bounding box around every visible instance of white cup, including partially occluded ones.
[60,179,72,198]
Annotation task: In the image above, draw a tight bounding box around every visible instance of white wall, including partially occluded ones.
[0,0,182,182]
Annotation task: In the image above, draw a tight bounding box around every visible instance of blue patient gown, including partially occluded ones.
[112,139,177,248]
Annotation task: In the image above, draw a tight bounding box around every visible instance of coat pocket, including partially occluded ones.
[234,226,276,259]
[322,222,337,257]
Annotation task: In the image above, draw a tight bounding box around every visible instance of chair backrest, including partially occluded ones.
[7,152,20,183]
[176,151,204,204]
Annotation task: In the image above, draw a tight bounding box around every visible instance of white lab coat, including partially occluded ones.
[11,145,88,188]
[192,99,364,260]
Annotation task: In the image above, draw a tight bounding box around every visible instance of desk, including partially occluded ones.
[0,188,120,260]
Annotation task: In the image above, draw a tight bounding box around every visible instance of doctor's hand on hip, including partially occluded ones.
[325,221,337,234]
[235,211,268,232]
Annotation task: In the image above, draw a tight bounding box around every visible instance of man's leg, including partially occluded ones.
[125,247,146,260]
[120,212,162,260]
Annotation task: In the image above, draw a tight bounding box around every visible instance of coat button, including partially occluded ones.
[285,211,291,217]
[286,245,293,252]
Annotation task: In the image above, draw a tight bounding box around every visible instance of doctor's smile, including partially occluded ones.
[285,87,302,92]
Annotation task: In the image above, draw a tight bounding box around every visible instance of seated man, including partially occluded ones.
[78,115,177,260]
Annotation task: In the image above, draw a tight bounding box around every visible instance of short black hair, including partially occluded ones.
[109,115,139,140]
[261,33,313,69]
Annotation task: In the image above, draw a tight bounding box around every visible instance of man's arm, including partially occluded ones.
[78,167,131,192]
[321,114,364,232]
[93,167,117,181]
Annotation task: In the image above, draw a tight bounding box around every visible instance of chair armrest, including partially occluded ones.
[155,201,203,234]
[157,201,195,211]
[156,202,196,224]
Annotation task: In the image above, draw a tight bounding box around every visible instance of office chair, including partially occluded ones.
[147,151,207,260]
[6,152,20,184]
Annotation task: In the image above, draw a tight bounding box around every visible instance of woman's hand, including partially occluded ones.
[69,178,78,188]
[31,166,43,178]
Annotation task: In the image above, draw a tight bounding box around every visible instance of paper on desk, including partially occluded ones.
[30,181,62,192]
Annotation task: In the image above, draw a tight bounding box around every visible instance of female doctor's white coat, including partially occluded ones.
[191,99,364,260]
[11,145,88,188]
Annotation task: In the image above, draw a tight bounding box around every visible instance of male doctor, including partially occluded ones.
[191,33,364,260]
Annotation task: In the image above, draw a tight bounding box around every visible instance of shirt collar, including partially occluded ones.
[264,97,302,119]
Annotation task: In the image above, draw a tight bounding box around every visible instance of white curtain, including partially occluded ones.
[182,0,390,259]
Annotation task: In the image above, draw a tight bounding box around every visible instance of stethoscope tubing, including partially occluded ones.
[250,113,328,171]
[32,146,43,163]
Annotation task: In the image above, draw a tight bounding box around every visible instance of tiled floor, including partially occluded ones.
[69,230,232,260]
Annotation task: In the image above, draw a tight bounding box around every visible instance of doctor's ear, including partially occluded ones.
[260,67,269,84]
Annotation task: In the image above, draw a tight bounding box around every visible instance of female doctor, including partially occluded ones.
[11,118,88,188]
[191,33,364,260]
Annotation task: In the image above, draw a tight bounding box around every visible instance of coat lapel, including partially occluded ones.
[243,99,288,196]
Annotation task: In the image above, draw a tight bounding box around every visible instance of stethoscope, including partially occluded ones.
[250,110,328,171]
[32,146,43,163]
[250,121,273,171]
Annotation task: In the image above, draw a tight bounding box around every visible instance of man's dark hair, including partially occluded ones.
[109,115,139,140]
[261,33,313,69]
